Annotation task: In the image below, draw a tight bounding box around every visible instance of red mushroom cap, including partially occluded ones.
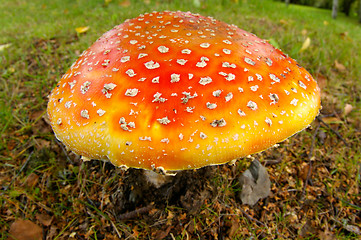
[47,11,321,171]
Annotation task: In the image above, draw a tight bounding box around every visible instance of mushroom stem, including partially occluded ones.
[143,170,175,188]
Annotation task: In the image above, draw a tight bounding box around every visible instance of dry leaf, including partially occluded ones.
[339,32,352,41]
[24,173,39,188]
[166,211,174,225]
[47,226,58,240]
[154,225,172,239]
[239,160,270,206]
[36,213,53,226]
[132,226,139,237]
[228,216,240,236]
[318,229,336,240]
[120,0,130,7]
[340,32,348,38]
[34,138,51,150]
[343,104,353,116]
[29,110,45,122]
[279,19,288,25]
[148,208,158,216]
[299,37,311,52]
[75,26,90,34]
[334,60,346,72]
[301,29,308,36]
[299,220,316,238]
[344,224,361,235]
[0,43,11,52]
[8,67,15,73]
[69,232,77,238]
[8,219,42,240]
[315,73,327,89]
[298,162,311,181]
[322,117,342,124]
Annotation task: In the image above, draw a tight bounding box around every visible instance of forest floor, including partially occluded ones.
[1,0,360,239]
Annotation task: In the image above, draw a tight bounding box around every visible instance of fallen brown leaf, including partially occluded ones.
[298,162,311,182]
[314,73,327,89]
[154,225,172,239]
[340,32,348,38]
[120,0,130,7]
[340,32,352,41]
[8,219,42,240]
[46,226,58,240]
[24,173,39,188]
[36,213,53,226]
[318,229,336,240]
[279,19,288,25]
[34,138,51,150]
[298,220,316,238]
[343,104,353,117]
[29,110,44,122]
[334,60,346,72]
[166,210,174,225]
[228,216,240,236]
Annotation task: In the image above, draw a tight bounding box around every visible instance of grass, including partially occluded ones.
[1,0,361,239]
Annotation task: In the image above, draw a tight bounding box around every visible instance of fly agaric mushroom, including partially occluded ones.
[47,11,320,185]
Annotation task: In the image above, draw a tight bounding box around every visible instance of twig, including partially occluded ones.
[316,115,348,146]
[331,216,361,235]
[301,161,313,199]
[149,219,168,228]
[17,151,33,175]
[108,217,123,239]
[54,137,74,164]
[25,191,53,212]
[264,158,283,166]
[308,124,320,160]
[301,124,320,198]
[117,203,154,220]
[239,208,265,226]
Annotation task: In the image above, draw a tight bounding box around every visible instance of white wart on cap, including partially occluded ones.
[47,11,321,171]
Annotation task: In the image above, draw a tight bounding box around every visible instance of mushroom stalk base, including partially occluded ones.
[143,170,175,188]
